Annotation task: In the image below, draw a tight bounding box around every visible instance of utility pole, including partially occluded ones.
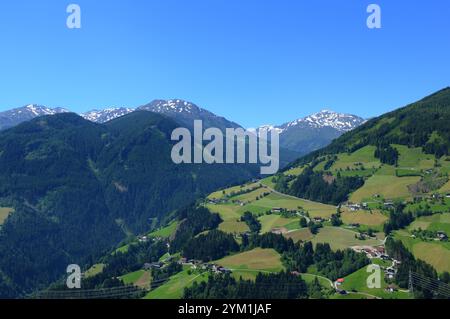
[408,270,414,296]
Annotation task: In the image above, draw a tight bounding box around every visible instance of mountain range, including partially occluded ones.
[0,101,365,157]
[0,88,449,298]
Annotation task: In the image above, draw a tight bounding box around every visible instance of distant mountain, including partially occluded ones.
[137,99,241,130]
[0,103,363,165]
[0,100,242,131]
[259,110,365,156]
[0,104,69,130]
[81,107,134,123]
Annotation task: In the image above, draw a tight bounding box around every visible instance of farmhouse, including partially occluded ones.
[138,235,148,243]
[143,262,163,270]
[385,285,397,293]
[271,207,283,213]
[271,228,284,235]
[346,203,361,211]
[384,201,395,209]
[437,231,448,241]
[211,264,231,274]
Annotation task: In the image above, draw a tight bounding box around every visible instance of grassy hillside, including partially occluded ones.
[215,248,284,278]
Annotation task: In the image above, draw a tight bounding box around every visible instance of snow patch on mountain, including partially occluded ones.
[138,99,197,114]
[259,110,365,133]
[81,107,134,123]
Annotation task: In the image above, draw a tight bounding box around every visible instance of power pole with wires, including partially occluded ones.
[408,270,414,296]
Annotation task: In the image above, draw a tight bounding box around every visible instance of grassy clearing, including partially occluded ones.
[216,248,284,273]
[149,220,179,238]
[341,266,411,299]
[311,226,381,251]
[120,270,147,285]
[218,220,250,234]
[440,180,450,193]
[232,187,270,202]
[0,207,14,225]
[145,269,208,299]
[412,242,450,273]
[394,145,434,169]
[258,214,299,233]
[208,183,261,200]
[405,198,450,215]
[299,273,332,288]
[260,176,276,189]
[206,203,241,220]
[408,213,450,234]
[247,193,336,218]
[84,263,105,278]
[331,146,381,171]
[394,230,450,273]
[396,168,422,177]
[284,166,304,176]
[284,228,314,243]
[350,174,420,202]
[206,203,249,234]
[115,243,132,254]
[341,209,388,227]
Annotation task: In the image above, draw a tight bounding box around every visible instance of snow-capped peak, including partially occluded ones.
[81,107,134,123]
[258,109,365,133]
[11,104,70,117]
[138,99,199,114]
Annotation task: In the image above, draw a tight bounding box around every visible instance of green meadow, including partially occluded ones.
[258,214,299,233]
[394,229,450,273]
[341,209,388,227]
[144,269,208,299]
[330,146,381,171]
[0,207,14,225]
[350,173,420,202]
[341,265,411,299]
[148,220,179,238]
[311,226,382,251]
[216,248,284,274]
[84,263,105,278]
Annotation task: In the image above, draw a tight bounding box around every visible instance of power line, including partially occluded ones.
[409,271,450,298]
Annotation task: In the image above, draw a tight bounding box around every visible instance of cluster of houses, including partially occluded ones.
[207,198,228,205]
[352,245,387,259]
[177,258,231,274]
[344,200,396,211]
[351,245,401,281]
[346,203,368,211]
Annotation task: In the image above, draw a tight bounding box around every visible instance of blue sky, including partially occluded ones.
[0,0,449,127]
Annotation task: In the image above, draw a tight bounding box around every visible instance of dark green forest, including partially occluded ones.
[0,112,259,297]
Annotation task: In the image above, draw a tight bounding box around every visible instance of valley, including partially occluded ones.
[1,89,450,300]
[68,88,450,300]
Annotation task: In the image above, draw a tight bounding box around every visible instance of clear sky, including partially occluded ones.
[0,0,449,127]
